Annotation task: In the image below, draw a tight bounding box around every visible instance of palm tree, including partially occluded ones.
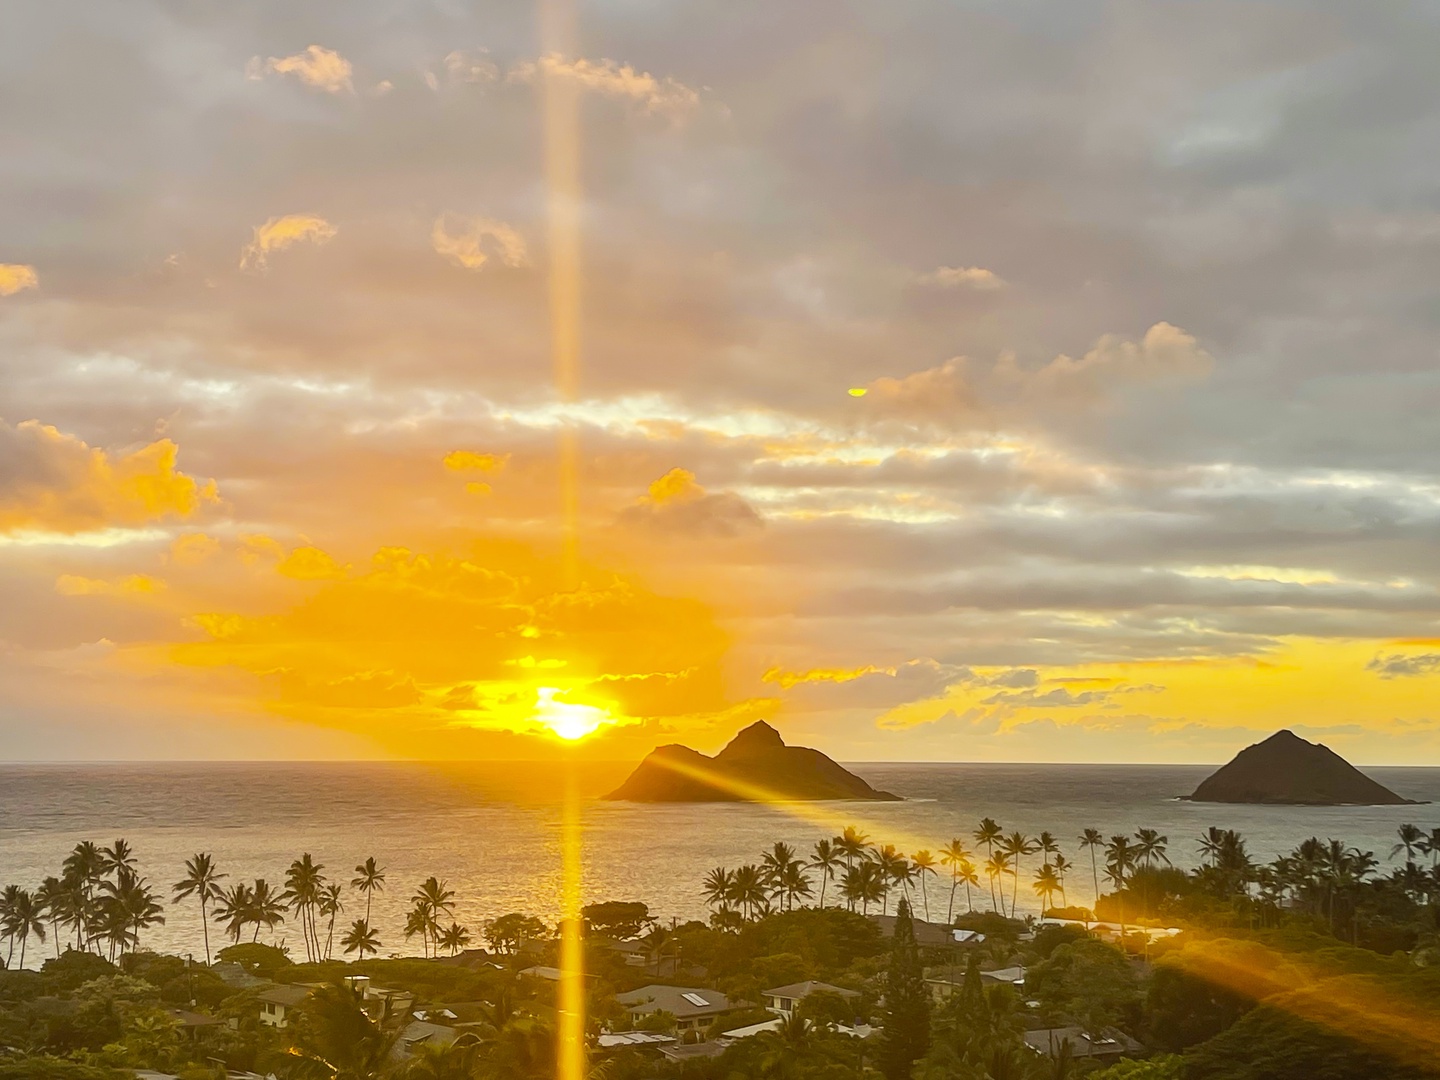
[1134,829,1170,870]
[405,902,433,958]
[1104,835,1137,942]
[412,877,456,955]
[728,865,767,921]
[872,845,909,915]
[33,877,66,961]
[939,839,972,923]
[1392,823,1424,864]
[810,839,843,908]
[437,922,472,956]
[911,850,938,922]
[352,857,386,925]
[62,842,105,950]
[1050,853,1073,908]
[1033,865,1061,914]
[1037,832,1060,867]
[342,918,381,959]
[836,826,870,872]
[1424,828,1440,869]
[172,853,226,965]
[974,819,1004,911]
[1000,832,1038,918]
[213,882,255,944]
[760,843,808,911]
[247,879,287,943]
[319,883,344,960]
[284,854,326,963]
[983,852,1009,914]
[1,888,45,969]
[285,981,401,1079]
[956,859,980,915]
[1079,829,1104,914]
[702,867,735,911]
[100,839,137,878]
[97,868,164,960]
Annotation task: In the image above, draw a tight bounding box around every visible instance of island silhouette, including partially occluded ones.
[1185,729,1423,806]
[605,720,901,802]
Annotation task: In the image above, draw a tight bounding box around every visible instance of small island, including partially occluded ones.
[605,720,901,802]
[1185,729,1423,806]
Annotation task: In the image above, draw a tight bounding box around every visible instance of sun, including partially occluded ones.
[533,686,612,741]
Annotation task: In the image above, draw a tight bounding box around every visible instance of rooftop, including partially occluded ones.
[617,985,736,1019]
[762,980,860,1001]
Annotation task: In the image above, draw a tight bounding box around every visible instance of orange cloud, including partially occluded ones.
[169,533,220,565]
[0,421,217,536]
[239,214,337,271]
[277,545,348,580]
[918,265,1003,289]
[508,54,701,121]
[431,215,528,271]
[0,264,39,296]
[170,539,749,752]
[443,450,510,472]
[55,573,165,597]
[246,45,354,94]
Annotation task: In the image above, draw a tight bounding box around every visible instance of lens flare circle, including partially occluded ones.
[533,686,609,741]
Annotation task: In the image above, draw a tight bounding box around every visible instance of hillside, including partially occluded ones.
[604,720,901,802]
[1186,729,1421,805]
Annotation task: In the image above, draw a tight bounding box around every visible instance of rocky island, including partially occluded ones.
[605,720,901,802]
[1186,729,1422,805]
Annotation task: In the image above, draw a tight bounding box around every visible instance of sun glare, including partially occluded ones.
[533,686,611,741]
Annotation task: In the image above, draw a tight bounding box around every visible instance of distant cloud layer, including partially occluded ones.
[2,1,1440,762]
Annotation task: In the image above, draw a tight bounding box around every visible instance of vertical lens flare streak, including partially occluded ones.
[541,3,586,1077]
[558,762,586,1080]
[542,0,582,590]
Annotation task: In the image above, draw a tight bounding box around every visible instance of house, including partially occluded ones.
[396,1020,462,1058]
[761,981,860,1018]
[1024,1027,1142,1064]
[615,985,742,1038]
[597,1031,676,1049]
[657,1042,729,1063]
[593,937,650,967]
[343,975,414,1021]
[258,984,313,1028]
[979,965,1026,989]
[868,914,960,948]
[165,1008,223,1039]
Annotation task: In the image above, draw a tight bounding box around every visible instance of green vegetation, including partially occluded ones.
[0,820,1436,1079]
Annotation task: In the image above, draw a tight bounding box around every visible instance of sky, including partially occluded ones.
[2,1,1440,765]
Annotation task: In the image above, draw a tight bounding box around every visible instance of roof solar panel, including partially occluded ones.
[680,992,709,1007]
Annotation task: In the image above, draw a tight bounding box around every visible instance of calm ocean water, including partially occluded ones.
[1,761,1436,965]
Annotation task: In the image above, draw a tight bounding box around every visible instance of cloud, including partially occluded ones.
[239,214,337,272]
[864,357,981,420]
[1010,322,1213,399]
[171,540,750,750]
[0,264,38,296]
[55,573,164,597]
[246,45,354,94]
[0,421,217,536]
[277,545,348,581]
[508,54,701,121]
[169,533,220,565]
[620,468,763,537]
[1367,652,1440,679]
[443,451,509,472]
[431,215,528,271]
[442,50,499,85]
[918,266,1003,290]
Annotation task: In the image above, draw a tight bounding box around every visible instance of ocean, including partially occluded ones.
[1,761,1436,964]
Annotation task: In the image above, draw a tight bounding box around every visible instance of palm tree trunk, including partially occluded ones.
[200,898,212,966]
[948,874,957,923]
